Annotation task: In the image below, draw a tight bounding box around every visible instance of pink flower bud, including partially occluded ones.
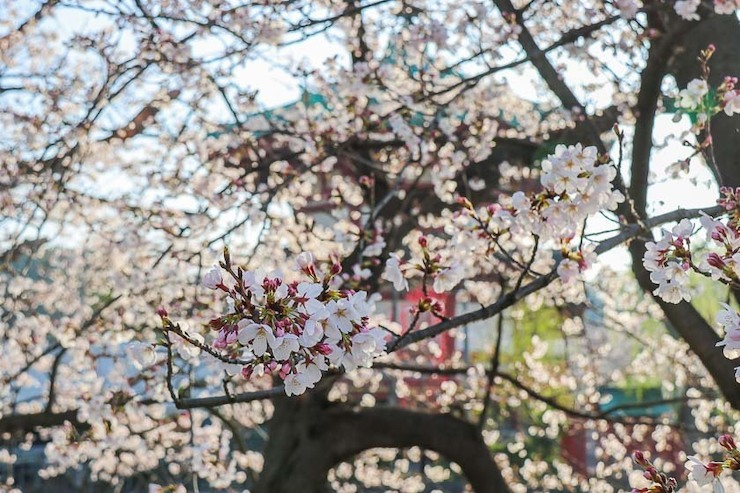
[632,450,647,465]
[241,366,253,379]
[156,306,168,318]
[719,434,737,451]
[712,228,727,242]
[456,196,473,210]
[278,362,291,379]
[707,252,726,269]
[315,343,333,355]
[430,299,445,314]
[213,336,227,349]
[418,236,428,248]
[226,331,238,345]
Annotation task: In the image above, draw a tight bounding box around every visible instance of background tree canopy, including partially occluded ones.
[1,1,740,492]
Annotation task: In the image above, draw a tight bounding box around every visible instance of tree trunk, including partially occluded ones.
[252,393,337,493]
[253,393,509,493]
[669,13,740,187]
[627,11,740,410]
[327,407,511,493]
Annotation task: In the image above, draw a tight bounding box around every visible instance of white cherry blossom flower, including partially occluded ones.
[269,333,300,360]
[326,299,358,334]
[237,322,275,356]
[126,342,157,370]
[724,90,740,116]
[686,456,712,486]
[615,0,641,18]
[202,266,223,290]
[557,258,580,284]
[382,254,408,291]
[675,0,701,20]
[295,252,314,271]
[284,373,307,396]
[678,78,708,109]
[716,304,740,350]
[433,262,465,292]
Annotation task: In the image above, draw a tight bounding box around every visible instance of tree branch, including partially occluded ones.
[328,407,511,493]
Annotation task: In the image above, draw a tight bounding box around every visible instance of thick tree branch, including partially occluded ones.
[176,387,283,409]
[0,409,86,434]
[328,407,510,493]
[427,16,621,102]
[493,0,609,152]
[391,204,722,351]
[373,362,692,426]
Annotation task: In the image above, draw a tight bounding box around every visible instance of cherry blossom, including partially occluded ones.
[714,0,740,15]
[716,305,740,378]
[675,0,701,20]
[202,266,224,290]
[678,79,710,110]
[163,251,387,396]
[686,455,715,486]
[2,1,740,491]
[724,90,740,116]
[643,219,695,304]
[382,254,409,291]
[615,0,642,19]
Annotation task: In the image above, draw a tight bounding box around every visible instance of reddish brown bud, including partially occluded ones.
[456,196,473,210]
[632,450,647,465]
[315,342,333,355]
[719,434,737,451]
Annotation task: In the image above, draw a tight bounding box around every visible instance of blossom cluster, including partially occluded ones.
[168,251,386,396]
[536,144,624,237]
[715,304,740,379]
[385,144,624,291]
[674,0,739,20]
[644,187,740,302]
[644,187,740,379]
[672,69,739,134]
[632,435,740,493]
[613,0,739,21]
[615,0,641,19]
[642,219,695,304]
